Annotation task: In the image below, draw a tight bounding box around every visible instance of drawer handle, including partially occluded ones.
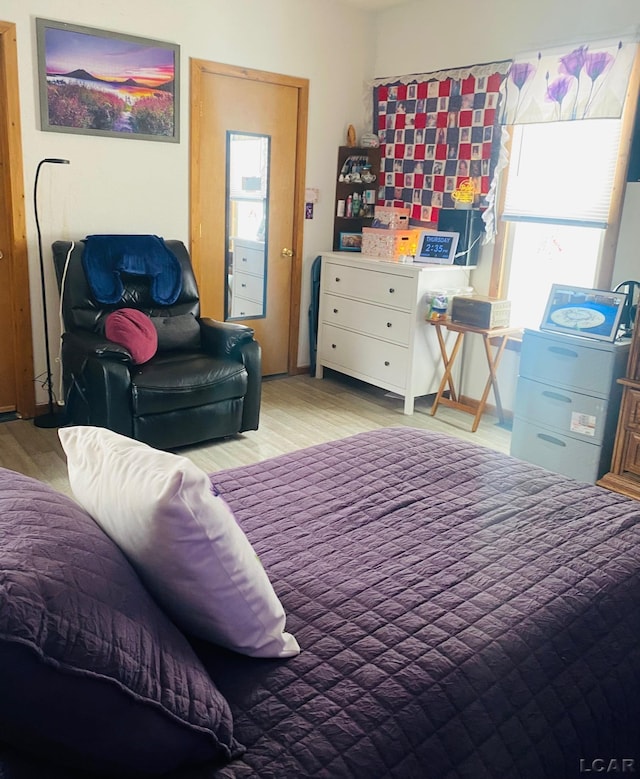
[241,283,247,288]
[537,433,566,447]
[389,288,395,294]
[333,308,339,314]
[242,257,248,262]
[384,360,390,366]
[335,277,341,282]
[386,322,392,328]
[331,343,337,349]
[548,346,578,358]
[542,390,571,403]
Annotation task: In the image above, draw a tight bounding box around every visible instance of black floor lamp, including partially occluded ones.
[34,157,70,429]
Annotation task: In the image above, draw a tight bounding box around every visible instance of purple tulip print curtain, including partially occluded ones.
[499,39,637,124]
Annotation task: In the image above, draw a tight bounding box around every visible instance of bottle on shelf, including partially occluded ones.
[352,192,361,217]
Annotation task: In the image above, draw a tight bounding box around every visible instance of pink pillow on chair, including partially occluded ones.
[104,309,158,365]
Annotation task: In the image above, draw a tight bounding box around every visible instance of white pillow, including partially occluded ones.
[58,426,299,659]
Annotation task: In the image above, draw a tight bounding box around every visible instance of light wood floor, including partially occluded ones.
[0,371,511,496]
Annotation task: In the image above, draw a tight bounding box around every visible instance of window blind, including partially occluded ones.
[502,118,622,228]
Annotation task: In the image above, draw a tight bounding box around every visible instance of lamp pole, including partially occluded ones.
[33,157,70,429]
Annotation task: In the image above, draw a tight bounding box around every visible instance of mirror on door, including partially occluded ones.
[225,131,270,320]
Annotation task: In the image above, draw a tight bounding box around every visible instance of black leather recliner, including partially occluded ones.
[52,238,261,450]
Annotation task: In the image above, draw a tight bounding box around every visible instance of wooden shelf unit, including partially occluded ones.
[598,314,640,498]
[332,146,381,252]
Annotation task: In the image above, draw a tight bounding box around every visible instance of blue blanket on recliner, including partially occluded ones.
[82,235,182,305]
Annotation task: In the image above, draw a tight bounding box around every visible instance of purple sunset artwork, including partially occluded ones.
[37,20,179,141]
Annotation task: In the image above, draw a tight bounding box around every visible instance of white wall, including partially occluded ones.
[372,0,640,412]
[374,0,639,78]
[613,182,640,287]
[5,0,375,404]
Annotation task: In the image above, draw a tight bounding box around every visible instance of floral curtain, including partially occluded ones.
[372,62,510,227]
[499,39,637,125]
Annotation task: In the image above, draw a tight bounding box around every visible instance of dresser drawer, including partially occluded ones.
[622,428,640,477]
[318,324,408,386]
[622,388,640,431]
[514,376,608,445]
[322,294,412,345]
[230,296,262,318]
[519,330,617,397]
[233,271,264,303]
[510,417,602,483]
[323,262,414,309]
[233,240,265,276]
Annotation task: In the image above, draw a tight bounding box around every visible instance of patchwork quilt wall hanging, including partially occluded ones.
[372,61,511,226]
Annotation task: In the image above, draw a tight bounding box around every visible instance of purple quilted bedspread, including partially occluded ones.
[1,427,639,779]
[197,427,640,779]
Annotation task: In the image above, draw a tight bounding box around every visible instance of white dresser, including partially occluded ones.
[230,238,265,318]
[315,252,469,414]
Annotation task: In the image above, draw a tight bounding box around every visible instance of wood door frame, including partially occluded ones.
[0,21,35,418]
[190,59,309,374]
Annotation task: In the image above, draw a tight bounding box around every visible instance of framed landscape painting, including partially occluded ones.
[36,19,180,142]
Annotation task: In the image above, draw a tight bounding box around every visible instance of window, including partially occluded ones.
[504,222,605,329]
[499,118,623,329]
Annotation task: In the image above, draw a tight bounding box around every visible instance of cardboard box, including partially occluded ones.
[362,227,420,259]
[373,206,410,229]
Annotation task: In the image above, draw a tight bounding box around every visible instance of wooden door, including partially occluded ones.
[0,167,15,412]
[191,60,308,376]
[0,22,34,417]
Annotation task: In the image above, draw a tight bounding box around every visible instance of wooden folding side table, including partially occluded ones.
[428,319,521,432]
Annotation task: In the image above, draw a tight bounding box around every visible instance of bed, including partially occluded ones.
[1,427,639,778]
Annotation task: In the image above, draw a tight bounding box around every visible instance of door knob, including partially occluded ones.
[281,248,294,257]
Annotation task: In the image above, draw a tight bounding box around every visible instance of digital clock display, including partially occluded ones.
[415,230,459,264]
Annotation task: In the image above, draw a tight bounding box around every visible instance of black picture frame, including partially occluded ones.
[539,284,627,343]
[36,18,180,143]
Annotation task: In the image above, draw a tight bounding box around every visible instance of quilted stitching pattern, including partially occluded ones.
[201,427,640,779]
[0,467,238,774]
